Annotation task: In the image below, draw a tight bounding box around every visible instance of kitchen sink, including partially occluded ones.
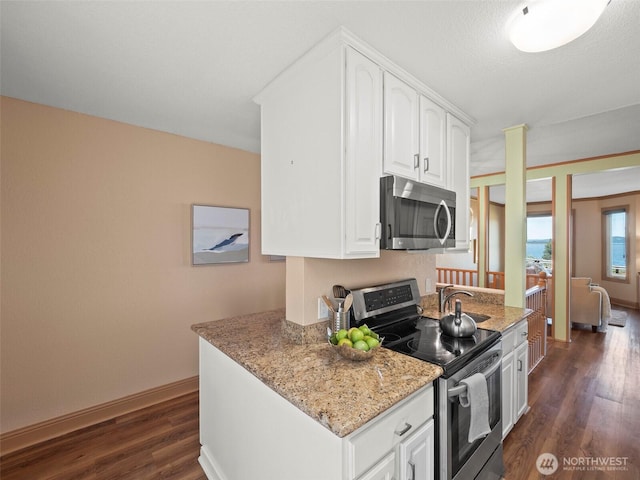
[465,312,491,323]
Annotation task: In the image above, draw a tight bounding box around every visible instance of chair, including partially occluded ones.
[570,277,606,332]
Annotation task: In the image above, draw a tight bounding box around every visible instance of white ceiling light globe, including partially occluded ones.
[509,0,610,52]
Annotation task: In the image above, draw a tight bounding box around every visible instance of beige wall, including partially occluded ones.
[573,192,639,307]
[0,97,285,433]
[288,251,437,325]
[525,195,639,307]
[488,202,505,272]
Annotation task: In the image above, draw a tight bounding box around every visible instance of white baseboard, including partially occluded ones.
[0,376,198,456]
[199,445,226,480]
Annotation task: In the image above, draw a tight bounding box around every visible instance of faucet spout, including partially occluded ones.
[441,290,474,314]
[438,284,455,313]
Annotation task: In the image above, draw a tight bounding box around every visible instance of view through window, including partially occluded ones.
[602,207,628,281]
[526,214,553,275]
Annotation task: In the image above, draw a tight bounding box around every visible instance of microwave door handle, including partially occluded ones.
[447,351,503,399]
[434,200,452,245]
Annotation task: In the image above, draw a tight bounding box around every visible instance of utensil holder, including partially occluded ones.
[334,310,349,332]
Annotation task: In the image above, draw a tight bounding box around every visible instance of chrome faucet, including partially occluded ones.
[440,288,474,313]
[438,284,454,312]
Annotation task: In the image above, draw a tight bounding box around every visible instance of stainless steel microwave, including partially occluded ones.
[380,175,456,250]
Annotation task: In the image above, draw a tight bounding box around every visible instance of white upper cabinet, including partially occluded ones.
[419,96,447,187]
[383,72,420,180]
[383,74,447,188]
[255,38,382,259]
[446,113,471,251]
[344,47,384,256]
[255,27,472,258]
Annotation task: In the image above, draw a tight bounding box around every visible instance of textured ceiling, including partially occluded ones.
[2,1,639,193]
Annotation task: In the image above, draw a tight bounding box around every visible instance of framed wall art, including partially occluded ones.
[192,204,249,265]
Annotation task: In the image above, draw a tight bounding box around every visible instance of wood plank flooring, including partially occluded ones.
[0,392,206,480]
[503,306,640,480]
[1,307,638,479]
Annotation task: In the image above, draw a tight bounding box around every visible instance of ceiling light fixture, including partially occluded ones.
[508,0,610,52]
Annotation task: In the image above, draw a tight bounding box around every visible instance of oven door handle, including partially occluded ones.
[447,351,503,399]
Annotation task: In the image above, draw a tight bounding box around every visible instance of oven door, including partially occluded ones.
[439,341,503,480]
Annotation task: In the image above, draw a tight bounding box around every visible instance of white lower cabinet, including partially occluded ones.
[346,386,434,480]
[358,420,434,480]
[501,346,515,438]
[501,319,529,439]
[397,421,434,480]
[358,452,396,480]
[515,338,529,419]
[199,338,435,480]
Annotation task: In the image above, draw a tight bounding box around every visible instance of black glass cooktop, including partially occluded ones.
[371,315,500,376]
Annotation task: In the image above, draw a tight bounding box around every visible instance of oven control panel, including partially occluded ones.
[350,278,421,323]
[363,284,414,312]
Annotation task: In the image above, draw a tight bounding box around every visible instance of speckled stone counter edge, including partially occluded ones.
[192,309,443,438]
[281,317,330,344]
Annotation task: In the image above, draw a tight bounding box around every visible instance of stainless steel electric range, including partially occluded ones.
[349,278,504,480]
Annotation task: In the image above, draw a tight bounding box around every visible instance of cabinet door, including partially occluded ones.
[345,47,383,256]
[384,72,419,180]
[501,351,514,439]
[358,452,396,480]
[446,113,471,251]
[398,420,434,480]
[515,341,529,420]
[418,96,446,187]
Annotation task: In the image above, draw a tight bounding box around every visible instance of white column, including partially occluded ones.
[553,175,572,342]
[477,186,489,288]
[503,125,527,308]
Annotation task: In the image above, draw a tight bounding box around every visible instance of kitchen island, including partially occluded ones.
[192,309,443,480]
[192,297,533,480]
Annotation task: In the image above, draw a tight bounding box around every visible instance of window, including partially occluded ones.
[526,214,553,275]
[602,206,629,282]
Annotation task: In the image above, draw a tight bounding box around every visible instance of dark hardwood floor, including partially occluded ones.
[503,306,640,480]
[0,392,206,480]
[1,307,638,479]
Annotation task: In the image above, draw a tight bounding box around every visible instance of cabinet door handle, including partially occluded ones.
[423,156,429,173]
[522,331,528,338]
[518,359,523,371]
[408,460,416,480]
[413,154,419,169]
[374,223,382,240]
[394,422,412,436]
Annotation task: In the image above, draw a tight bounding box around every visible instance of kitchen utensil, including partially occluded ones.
[334,309,349,332]
[321,295,335,314]
[343,293,353,312]
[332,284,348,299]
[439,299,478,338]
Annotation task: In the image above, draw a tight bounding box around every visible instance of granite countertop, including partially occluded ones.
[421,300,533,332]
[192,309,443,438]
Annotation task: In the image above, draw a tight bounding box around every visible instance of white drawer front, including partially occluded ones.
[502,328,516,354]
[516,320,529,346]
[347,385,433,479]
